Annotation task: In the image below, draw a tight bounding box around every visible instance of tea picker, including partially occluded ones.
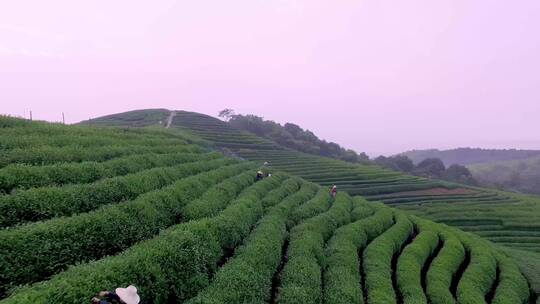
[330,185,337,198]
[91,285,140,304]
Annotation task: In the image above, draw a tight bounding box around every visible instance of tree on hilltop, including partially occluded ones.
[218,109,236,121]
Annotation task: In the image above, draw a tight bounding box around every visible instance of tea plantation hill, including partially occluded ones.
[84,110,540,251]
[0,115,537,303]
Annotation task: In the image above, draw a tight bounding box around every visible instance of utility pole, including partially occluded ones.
[29,111,32,121]
[62,112,65,124]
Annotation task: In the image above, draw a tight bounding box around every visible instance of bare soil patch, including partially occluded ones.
[391,187,476,197]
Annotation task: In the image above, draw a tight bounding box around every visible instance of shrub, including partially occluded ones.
[491,253,530,304]
[396,229,439,304]
[323,206,394,304]
[181,171,257,220]
[363,212,414,304]
[0,173,290,303]
[456,236,497,304]
[185,183,318,303]
[0,163,254,296]
[0,143,201,168]
[350,196,377,221]
[0,158,235,227]
[277,193,353,304]
[0,152,221,193]
[261,178,303,210]
[286,188,331,229]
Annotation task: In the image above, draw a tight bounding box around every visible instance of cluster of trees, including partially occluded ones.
[401,148,540,166]
[374,155,478,185]
[218,109,476,186]
[469,156,540,195]
[219,109,369,163]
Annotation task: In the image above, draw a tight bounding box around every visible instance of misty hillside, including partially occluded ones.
[469,155,540,195]
[401,148,540,166]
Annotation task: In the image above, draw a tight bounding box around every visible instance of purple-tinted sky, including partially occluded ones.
[1,0,540,156]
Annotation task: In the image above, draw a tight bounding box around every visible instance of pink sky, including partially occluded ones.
[1,0,539,156]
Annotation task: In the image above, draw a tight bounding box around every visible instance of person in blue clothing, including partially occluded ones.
[91,285,140,304]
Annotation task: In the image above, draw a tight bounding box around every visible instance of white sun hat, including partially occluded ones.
[115,285,140,304]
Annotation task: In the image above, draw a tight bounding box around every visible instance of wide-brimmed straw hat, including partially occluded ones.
[115,285,140,304]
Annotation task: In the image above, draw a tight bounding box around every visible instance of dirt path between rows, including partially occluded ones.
[391,187,476,197]
[165,111,176,128]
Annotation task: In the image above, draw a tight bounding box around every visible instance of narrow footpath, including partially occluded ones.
[165,111,176,128]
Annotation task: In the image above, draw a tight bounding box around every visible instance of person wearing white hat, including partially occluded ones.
[91,285,140,304]
[330,185,337,198]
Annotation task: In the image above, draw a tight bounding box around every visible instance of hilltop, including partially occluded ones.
[0,115,537,303]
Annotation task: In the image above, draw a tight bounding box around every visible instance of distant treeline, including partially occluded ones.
[400,148,540,194]
[219,110,370,163]
[469,156,540,195]
[374,155,478,186]
[401,148,540,166]
[219,110,478,186]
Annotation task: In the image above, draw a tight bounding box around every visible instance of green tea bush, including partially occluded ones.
[363,212,414,304]
[185,183,318,303]
[0,163,253,295]
[491,254,530,304]
[0,173,288,303]
[350,196,376,221]
[0,116,33,128]
[260,178,303,210]
[424,232,465,304]
[0,152,220,192]
[396,229,439,304]
[323,207,393,304]
[277,193,353,304]
[0,158,235,227]
[286,188,331,229]
[180,171,256,220]
[456,236,497,304]
[0,144,201,168]
[0,133,185,150]
[209,175,291,251]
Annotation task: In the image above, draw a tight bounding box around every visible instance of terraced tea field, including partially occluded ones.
[1,115,537,303]
[0,118,537,304]
[137,110,538,254]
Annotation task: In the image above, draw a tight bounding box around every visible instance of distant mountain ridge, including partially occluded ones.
[401,147,540,166]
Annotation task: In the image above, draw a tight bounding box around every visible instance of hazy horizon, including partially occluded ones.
[2,0,539,156]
